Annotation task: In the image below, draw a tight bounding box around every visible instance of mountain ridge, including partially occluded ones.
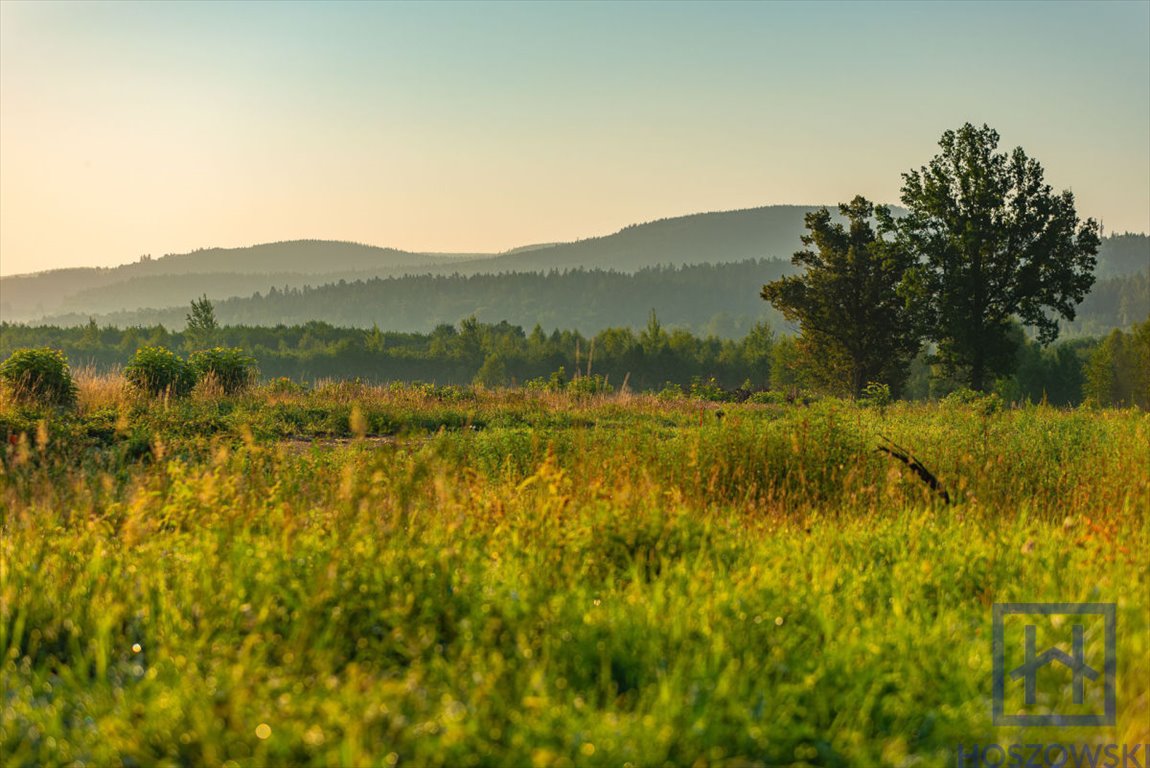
[1,205,1145,328]
[0,204,833,321]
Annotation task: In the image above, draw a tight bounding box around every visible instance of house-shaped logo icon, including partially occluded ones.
[993,603,1116,726]
[1010,624,1098,705]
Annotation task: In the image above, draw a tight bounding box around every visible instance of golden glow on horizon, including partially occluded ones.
[1,1,1147,275]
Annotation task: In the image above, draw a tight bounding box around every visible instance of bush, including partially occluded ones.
[547,367,568,392]
[689,376,728,402]
[263,377,307,396]
[189,347,257,395]
[124,346,196,398]
[942,386,1003,415]
[0,347,77,407]
[567,373,613,397]
[748,390,787,405]
[526,367,568,394]
[431,384,476,403]
[861,381,892,409]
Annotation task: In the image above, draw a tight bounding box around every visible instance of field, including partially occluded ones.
[2,380,1148,767]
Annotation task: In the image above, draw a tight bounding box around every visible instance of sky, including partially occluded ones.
[1,0,1147,276]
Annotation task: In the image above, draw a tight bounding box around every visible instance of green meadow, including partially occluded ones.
[2,382,1147,766]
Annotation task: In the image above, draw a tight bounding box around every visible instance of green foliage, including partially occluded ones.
[262,376,307,396]
[1066,270,1149,336]
[124,345,196,398]
[548,366,568,392]
[79,317,101,348]
[3,398,1147,765]
[1082,319,1150,408]
[567,373,613,397]
[748,389,787,405]
[762,196,920,398]
[767,336,808,392]
[0,347,76,407]
[525,366,569,393]
[942,387,1004,415]
[1,315,1142,408]
[639,310,669,356]
[184,294,219,351]
[688,375,727,402]
[1094,231,1150,278]
[897,123,1100,390]
[860,381,892,410]
[189,347,257,394]
[474,352,510,388]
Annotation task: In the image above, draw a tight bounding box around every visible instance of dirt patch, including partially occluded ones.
[280,435,403,453]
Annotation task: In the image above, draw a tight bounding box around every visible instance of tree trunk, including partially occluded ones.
[971,351,986,392]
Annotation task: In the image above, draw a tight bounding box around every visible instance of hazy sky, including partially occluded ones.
[1,1,1147,276]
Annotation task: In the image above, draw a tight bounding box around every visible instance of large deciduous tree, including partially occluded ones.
[897,123,1100,391]
[761,196,920,398]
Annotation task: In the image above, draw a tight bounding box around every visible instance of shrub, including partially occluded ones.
[860,381,892,409]
[547,367,568,392]
[263,377,307,396]
[526,367,568,394]
[748,390,787,405]
[314,378,374,401]
[189,347,257,395]
[124,346,195,398]
[567,373,613,397]
[432,384,476,403]
[942,386,1003,415]
[0,347,77,407]
[689,376,727,402]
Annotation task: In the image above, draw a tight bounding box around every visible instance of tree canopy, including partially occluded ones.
[897,123,1100,390]
[185,294,219,351]
[760,196,920,397]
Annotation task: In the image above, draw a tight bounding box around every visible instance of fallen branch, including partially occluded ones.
[876,434,951,504]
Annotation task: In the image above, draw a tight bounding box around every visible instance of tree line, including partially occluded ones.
[31,251,1144,341]
[2,311,1145,407]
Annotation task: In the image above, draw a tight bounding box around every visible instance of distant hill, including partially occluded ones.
[40,260,799,338]
[33,254,1146,342]
[132,239,460,275]
[1,208,1144,333]
[0,240,458,321]
[469,206,820,272]
[0,206,827,322]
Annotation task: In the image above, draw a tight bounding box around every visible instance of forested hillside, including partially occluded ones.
[1095,232,1150,277]
[3,214,1144,337]
[42,260,798,337]
[0,241,456,320]
[476,205,818,272]
[1,206,823,322]
[37,257,1146,340]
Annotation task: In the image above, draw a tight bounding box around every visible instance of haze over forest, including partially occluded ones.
[1,205,1145,338]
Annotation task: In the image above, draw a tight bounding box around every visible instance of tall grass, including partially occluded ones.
[1,393,1147,766]
[72,365,131,416]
